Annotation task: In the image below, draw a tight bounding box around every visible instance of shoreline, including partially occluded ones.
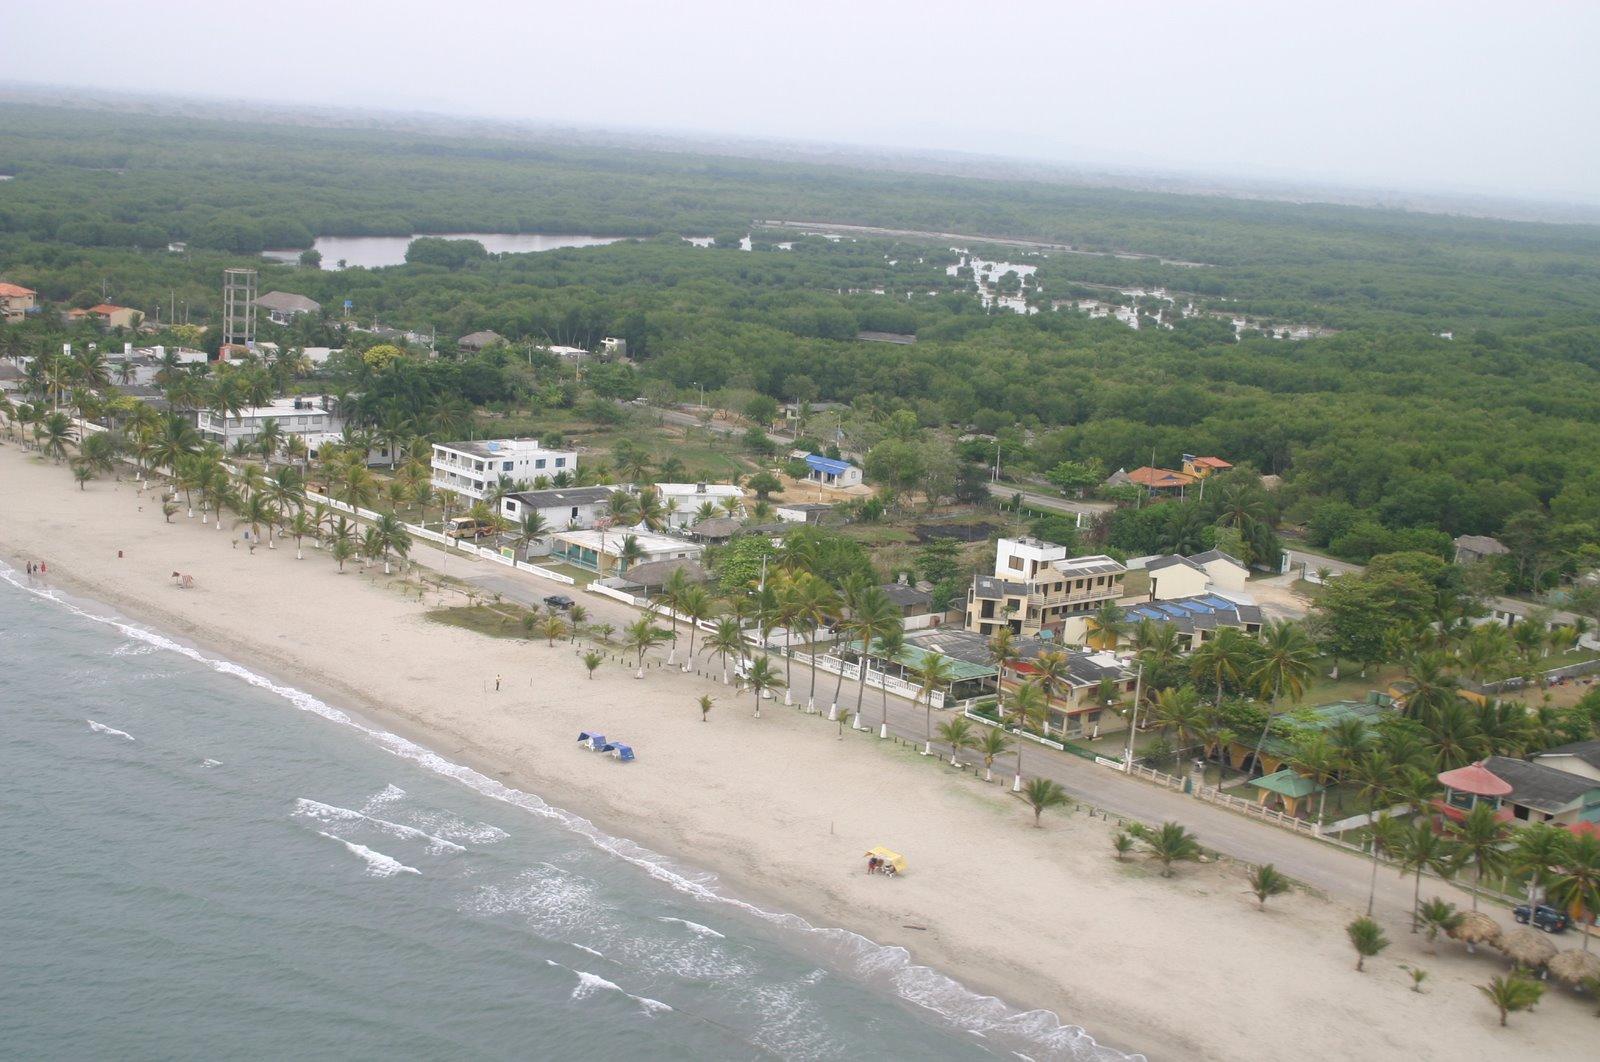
[0,553,1146,1062]
[5,442,1597,1062]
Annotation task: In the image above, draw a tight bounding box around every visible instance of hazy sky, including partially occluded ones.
[3,0,1596,202]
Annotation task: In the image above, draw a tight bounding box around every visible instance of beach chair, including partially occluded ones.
[611,744,635,763]
[578,731,606,750]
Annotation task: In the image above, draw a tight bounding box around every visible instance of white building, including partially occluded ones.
[500,486,617,549]
[549,527,704,575]
[801,453,863,488]
[652,482,746,528]
[431,439,578,500]
[198,395,343,446]
[1132,550,1250,600]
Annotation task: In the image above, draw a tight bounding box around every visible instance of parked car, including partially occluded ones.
[1513,903,1571,933]
[543,594,575,611]
[445,516,496,541]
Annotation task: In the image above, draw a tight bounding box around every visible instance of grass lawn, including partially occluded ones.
[425,604,534,639]
[1300,657,1401,705]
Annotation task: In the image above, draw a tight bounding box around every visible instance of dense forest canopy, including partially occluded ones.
[3,103,1600,584]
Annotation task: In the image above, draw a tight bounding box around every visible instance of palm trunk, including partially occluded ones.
[685,625,697,671]
[808,622,820,711]
[830,646,849,717]
[783,628,794,704]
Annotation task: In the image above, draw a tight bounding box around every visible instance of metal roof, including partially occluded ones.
[506,486,615,508]
[804,453,855,476]
[1482,756,1600,812]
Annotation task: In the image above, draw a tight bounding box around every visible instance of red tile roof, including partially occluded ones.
[1437,762,1513,797]
[88,303,132,315]
[0,282,37,297]
[1127,466,1196,489]
[1190,456,1232,469]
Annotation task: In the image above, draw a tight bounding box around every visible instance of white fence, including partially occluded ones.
[807,653,947,708]
[962,708,1065,750]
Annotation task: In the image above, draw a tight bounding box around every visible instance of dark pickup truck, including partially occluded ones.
[1513,903,1571,933]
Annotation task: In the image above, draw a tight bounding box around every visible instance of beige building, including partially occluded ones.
[0,282,38,323]
[69,303,143,330]
[966,537,1125,640]
[1138,550,1249,600]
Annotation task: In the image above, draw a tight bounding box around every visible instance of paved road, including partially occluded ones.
[984,481,1114,522]
[401,534,1469,914]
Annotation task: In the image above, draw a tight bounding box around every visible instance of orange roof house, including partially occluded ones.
[1127,466,1196,491]
[1183,455,1233,478]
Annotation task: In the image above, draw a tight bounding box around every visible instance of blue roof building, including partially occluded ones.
[803,453,863,488]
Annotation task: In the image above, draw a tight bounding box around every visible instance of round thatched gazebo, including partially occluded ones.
[1549,948,1600,989]
[1498,927,1558,974]
[1449,910,1502,953]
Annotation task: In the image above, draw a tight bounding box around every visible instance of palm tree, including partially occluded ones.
[72,462,93,489]
[913,651,955,755]
[236,494,278,553]
[331,536,355,572]
[633,486,670,532]
[516,510,549,559]
[987,626,1019,717]
[1112,833,1135,861]
[539,614,568,646]
[844,587,899,727]
[616,534,645,573]
[1084,601,1127,651]
[1547,834,1600,952]
[937,716,975,767]
[622,614,671,678]
[1148,686,1205,769]
[703,616,744,685]
[874,624,905,737]
[677,586,712,672]
[1245,619,1316,770]
[287,509,316,559]
[792,575,836,711]
[698,693,714,721]
[1416,897,1463,952]
[1145,822,1202,877]
[39,411,74,463]
[1249,864,1291,909]
[1022,777,1069,827]
[1030,650,1070,739]
[659,567,692,666]
[1395,820,1460,931]
[975,727,1011,782]
[583,651,604,679]
[255,417,283,465]
[1346,917,1388,972]
[1189,626,1252,706]
[373,512,411,573]
[1509,822,1571,911]
[1447,801,1512,910]
[745,655,783,717]
[1478,973,1544,1026]
[1006,681,1048,791]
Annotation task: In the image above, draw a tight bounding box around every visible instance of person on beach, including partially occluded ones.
[495,675,502,692]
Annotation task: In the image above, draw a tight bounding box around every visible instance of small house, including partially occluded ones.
[802,453,863,489]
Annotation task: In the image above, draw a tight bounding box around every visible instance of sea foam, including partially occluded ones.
[657,916,725,939]
[86,719,134,741]
[295,798,465,853]
[1,562,1137,1061]
[316,831,420,877]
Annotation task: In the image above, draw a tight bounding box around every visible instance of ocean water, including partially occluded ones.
[0,565,1134,1061]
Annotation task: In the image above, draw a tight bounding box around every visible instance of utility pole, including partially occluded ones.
[1122,661,1145,771]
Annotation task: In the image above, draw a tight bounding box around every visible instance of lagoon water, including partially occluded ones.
[0,568,1131,1061]
[264,233,630,269]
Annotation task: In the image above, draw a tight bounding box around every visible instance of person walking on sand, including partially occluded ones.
[495,675,502,692]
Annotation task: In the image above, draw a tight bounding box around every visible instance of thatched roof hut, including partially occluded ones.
[1449,910,1502,951]
[1498,927,1558,971]
[1549,949,1600,988]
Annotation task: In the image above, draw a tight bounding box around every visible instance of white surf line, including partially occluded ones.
[87,719,135,741]
[544,960,672,1015]
[315,831,420,877]
[657,916,725,939]
[0,562,1139,1062]
[294,798,465,853]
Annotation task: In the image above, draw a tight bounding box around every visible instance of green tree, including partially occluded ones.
[1477,973,1544,1027]
[1346,917,1389,972]
[1447,802,1512,911]
[1249,864,1291,909]
[1022,777,1070,827]
[1145,822,1202,877]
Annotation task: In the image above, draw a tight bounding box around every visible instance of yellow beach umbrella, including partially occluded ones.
[866,847,907,873]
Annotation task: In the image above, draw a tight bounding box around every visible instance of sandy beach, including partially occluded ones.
[3,441,1595,1061]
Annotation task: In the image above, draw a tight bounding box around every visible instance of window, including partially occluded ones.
[555,458,566,468]
[535,459,546,469]
[502,461,512,472]
[570,507,579,519]
[1007,556,1024,571]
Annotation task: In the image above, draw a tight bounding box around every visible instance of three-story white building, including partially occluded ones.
[430,439,578,500]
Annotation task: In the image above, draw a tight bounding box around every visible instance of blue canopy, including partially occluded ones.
[612,744,635,762]
[578,731,603,743]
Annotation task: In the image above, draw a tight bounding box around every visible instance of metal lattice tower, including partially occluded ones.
[222,268,258,348]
